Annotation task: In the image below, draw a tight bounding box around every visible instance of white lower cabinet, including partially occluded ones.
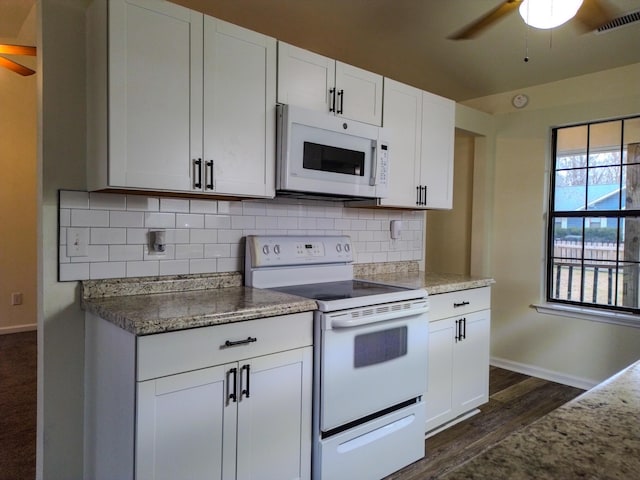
[136,348,312,480]
[84,311,313,480]
[425,288,491,433]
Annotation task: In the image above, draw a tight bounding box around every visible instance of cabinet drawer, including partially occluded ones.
[428,287,490,320]
[137,312,313,381]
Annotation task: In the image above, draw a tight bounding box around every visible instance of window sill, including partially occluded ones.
[532,303,640,328]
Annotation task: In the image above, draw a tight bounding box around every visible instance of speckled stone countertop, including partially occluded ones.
[82,273,317,335]
[443,359,640,480]
[355,269,495,295]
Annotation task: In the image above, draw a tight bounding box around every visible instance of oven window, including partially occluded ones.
[353,326,408,368]
[303,142,365,176]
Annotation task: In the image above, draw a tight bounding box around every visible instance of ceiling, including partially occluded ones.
[1,0,639,101]
[173,0,640,101]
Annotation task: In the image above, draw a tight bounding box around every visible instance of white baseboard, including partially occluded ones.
[0,323,37,335]
[490,356,598,390]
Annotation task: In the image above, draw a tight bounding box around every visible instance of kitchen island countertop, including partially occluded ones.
[443,358,640,479]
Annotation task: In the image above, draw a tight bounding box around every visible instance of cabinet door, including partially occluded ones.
[236,347,312,480]
[453,310,490,413]
[108,0,203,191]
[380,78,422,208]
[424,317,456,432]
[136,364,236,480]
[335,62,383,126]
[420,91,455,209]
[203,17,276,198]
[277,42,336,114]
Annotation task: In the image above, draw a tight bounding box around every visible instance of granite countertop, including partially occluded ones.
[82,274,316,335]
[444,359,640,480]
[356,270,495,295]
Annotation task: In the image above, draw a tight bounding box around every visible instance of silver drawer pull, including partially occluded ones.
[221,336,257,348]
[454,301,470,308]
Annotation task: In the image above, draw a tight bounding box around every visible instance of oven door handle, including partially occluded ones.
[330,305,429,329]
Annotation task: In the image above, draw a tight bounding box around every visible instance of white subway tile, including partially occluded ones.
[351,219,366,230]
[277,216,298,229]
[59,245,69,263]
[358,210,375,220]
[265,203,289,216]
[217,257,242,272]
[176,213,204,229]
[243,229,267,236]
[168,229,190,244]
[90,262,125,280]
[366,220,382,231]
[217,229,244,244]
[365,242,381,252]
[59,263,90,281]
[90,192,126,210]
[71,209,109,227]
[59,228,67,246]
[143,245,175,261]
[127,196,159,211]
[205,214,231,229]
[334,218,350,230]
[127,228,148,244]
[59,209,71,227]
[109,245,143,261]
[242,202,266,216]
[255,216,278,229]
[204,243,230,258]
[175,244,204,259]
[217,201,242,215]
[342,209,360,219]
[324,206,342,218]
[111,211,144,228]
[231,215,255,229]
[126,261,159,278]
[358,231,375,242]
[159,260,190,276]
[189,258,217,274]
[315,218,334,230]
[287,204,307,217]
[229,243,243,258]
[191,229,218,244]
[60,190,89,209]
[286,229,306,235]
[387,250,403,262]
[298,217,317,229]
[356,252,373,263]
[71,245,109,263]
[190,199,217,214]
[160,198,190,213]
[144,212,175,228]
[373,252,388,262]
[90,227,126,244]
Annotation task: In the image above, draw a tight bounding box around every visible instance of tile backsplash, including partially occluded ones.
[58,190,424,281]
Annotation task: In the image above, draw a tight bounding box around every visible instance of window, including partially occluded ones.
[547,115,640,314]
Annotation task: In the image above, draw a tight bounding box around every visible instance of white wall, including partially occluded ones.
[465,63,640,387]
[39,0,88,477]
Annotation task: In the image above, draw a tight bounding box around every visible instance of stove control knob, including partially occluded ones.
[262,245,269,255]
[336,244,342,252]
[344,243,351,253]
[274,244,280,255]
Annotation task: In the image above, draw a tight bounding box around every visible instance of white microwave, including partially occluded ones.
[276,104,389,199]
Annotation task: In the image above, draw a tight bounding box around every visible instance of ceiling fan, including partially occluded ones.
[0,44,36,76]
[449,0,618,39]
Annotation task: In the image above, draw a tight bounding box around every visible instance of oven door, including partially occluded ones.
[319,299,429,432]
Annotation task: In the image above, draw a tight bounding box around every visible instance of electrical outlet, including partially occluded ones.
[11,292,23,306]
[67,227,89,257]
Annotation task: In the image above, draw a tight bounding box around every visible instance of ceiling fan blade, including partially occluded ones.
[0,44,37,56]
[574,0,618,32]
[0,56,36,76]
[449,0,523,40]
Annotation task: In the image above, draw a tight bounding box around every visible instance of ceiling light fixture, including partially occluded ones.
[519,0,584,29]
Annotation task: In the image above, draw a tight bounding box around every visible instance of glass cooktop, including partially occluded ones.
[270,280,410,302]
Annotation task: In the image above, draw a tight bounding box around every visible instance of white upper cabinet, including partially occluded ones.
[87,0,276,198]
[378,77,455,209]
[277,42,383,126]
[202,17,276,198]
[420,90,455,209]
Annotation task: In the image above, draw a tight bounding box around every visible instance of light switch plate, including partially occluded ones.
[67,227,89,257]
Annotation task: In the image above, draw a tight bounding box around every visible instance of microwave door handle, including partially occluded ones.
[370,140,378,186]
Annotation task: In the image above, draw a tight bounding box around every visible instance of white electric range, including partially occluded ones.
[245,235,429,480]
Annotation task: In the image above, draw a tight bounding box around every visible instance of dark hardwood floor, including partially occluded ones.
[385,366,585,480]
[0,331,37,480]
[0,332,584,480]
